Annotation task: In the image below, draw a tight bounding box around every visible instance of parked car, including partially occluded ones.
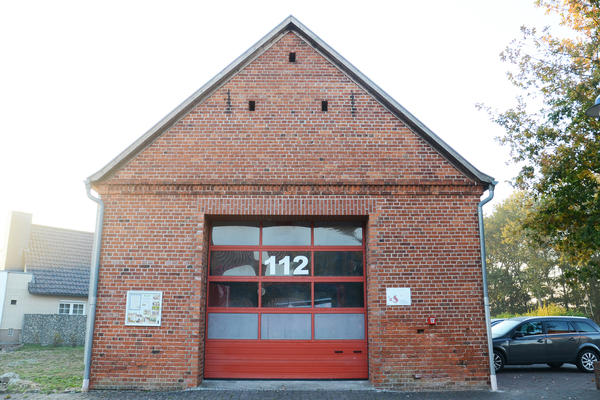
[492,316,600,373]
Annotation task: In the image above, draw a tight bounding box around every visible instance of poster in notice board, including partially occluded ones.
[125,291,162,326]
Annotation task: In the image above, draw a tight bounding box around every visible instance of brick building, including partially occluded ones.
[85,16,495,390]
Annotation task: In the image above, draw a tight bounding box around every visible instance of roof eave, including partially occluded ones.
[27,288,88,297]
[88,15,494,186]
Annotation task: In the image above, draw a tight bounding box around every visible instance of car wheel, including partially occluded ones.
[493,350,505,372]
[576,349,599,373]
[547,362,563,369]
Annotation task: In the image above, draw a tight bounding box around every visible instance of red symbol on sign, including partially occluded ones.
[427,317,436,325]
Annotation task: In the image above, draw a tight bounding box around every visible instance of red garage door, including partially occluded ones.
[204,221,367,379]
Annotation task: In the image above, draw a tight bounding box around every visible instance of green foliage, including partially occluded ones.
[483,0,600,319]
[485,192,535,314]
[523,302,584,316]
[493,312,519,319]
[493,302,586,318]
[52,332,63,347]
[485,192,591,316]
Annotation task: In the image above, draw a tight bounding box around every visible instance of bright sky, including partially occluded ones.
[0,1,562,234]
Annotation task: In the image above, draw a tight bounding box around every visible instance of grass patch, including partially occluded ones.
[0,345,83,393]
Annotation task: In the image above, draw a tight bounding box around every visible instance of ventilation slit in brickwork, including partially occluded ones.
[225,89,232,114]
[248,101,256,111]
[289,52,296,62]
[321,100,328,112]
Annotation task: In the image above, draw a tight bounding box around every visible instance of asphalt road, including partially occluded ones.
[496,363,597,398]
[3,364,598,400]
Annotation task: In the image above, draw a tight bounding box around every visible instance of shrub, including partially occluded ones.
[52,333,63,347]
[493,302,587,319]
[524,303,586,317]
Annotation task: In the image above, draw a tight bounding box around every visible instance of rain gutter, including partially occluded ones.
[82,179,104,392]
[478,180,498,391]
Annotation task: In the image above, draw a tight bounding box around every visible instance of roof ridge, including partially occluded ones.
[31,224,94,235]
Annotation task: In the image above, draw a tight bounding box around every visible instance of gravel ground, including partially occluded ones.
[2,364,598,400]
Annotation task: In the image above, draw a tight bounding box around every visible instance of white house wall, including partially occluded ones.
[0,271,88,344]
[0,271,7,330]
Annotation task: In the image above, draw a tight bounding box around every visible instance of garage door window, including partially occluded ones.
[207,221,365,340]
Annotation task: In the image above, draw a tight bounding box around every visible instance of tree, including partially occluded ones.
[486,192,556,315]
[485,192,590,316]
[485,193,534,315]
[483,0,600,318]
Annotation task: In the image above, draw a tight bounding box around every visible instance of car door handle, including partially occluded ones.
[537,338,545,343]
[568,337,576,341]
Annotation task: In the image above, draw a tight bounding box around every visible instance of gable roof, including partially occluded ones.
[25,225,93,297]
[88,16,494,185]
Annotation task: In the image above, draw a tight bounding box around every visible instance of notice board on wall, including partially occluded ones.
[386,287,411,306]
[125,290,162,326]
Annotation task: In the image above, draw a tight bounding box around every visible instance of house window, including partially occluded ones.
[72,303,84,315]
[10,299,16,305]
[59,302,85,315]
[59,303,71,314]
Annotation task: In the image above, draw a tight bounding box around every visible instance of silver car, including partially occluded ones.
[492,316,600,372]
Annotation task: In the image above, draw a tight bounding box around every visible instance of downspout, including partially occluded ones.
[478,180,498,391]
[82,179,104,392]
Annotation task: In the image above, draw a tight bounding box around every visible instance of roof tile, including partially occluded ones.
[25,225,93,297]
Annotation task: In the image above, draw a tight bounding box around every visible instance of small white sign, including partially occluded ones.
[125,290,162,326]
[386,287,411,306]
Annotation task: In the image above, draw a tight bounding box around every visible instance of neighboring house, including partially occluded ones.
[0,211,93,344]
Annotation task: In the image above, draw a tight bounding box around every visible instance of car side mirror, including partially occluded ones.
[513,332,524,339]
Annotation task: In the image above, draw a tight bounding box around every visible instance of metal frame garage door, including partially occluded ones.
[204,221,368,379]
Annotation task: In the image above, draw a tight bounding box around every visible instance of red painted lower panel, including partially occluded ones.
[204,340,368,379]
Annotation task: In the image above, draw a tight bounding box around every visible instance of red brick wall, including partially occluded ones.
[91,194,202,389]
[90,31,490,390]
[105,32,471,187]
[367,192,488,389]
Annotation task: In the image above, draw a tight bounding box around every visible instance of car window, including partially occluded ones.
[492,320,522,338]
[573,321,598,333]
[545,320,571,334]
[514,321,543,336]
